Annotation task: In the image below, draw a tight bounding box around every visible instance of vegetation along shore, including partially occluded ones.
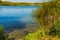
[0,0,60,40]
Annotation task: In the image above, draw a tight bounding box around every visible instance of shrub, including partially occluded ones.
[49,21,60,37]
[0,25,15,40]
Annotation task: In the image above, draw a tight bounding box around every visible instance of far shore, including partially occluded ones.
[0,1,42,6]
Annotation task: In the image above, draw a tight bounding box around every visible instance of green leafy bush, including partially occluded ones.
[49,21,60,37]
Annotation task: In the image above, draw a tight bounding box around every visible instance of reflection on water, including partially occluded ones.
[0,6,38,31]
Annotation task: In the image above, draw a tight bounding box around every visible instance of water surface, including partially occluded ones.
[0,6,38,31]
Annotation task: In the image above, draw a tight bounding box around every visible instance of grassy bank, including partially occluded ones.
[23,0,60,40]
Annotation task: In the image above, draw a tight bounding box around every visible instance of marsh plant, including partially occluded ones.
[0,26,14,40]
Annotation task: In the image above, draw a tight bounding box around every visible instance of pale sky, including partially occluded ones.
[2,0,50,3]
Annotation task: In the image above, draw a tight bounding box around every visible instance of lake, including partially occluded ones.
[0,6,39,31]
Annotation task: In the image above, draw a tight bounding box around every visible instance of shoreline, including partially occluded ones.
[0,1,42,6]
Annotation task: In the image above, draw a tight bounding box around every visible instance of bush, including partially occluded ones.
[49,21,60,37]
[0,25,15,40]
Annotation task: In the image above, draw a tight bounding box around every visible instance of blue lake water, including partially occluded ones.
[0,6,38,31]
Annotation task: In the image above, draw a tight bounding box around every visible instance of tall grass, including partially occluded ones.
[23,0,60,40]
[34,0,60,27]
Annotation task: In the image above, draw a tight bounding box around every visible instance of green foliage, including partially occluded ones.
[0,0,1,3]
[0,25,14,40]
[34,0,60,27]
[23,21,60,40]
[49,21,60,37]
[23,27,49,40]
[0,25,6,40]
[23,0,60,40]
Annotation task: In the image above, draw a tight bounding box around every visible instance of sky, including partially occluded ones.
[2,0,49,3]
